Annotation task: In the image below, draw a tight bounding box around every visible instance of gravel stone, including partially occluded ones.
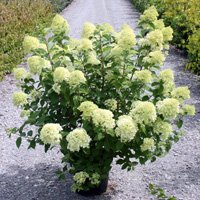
[0,0,200,199]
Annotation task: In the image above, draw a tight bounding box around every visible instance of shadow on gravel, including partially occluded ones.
[0,164,113,200]
[156,157,200,192]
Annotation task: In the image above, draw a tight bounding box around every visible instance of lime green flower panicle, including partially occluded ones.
[115,115,138,142]
[134,69,152,83]
[90,173,100,185]
[99,23,114,34]
[153,118,172,140]
[78,101,98,120]
[13,91,28,107]
[105,99,117,111]
[53,67,70,83]
[28,56,51,75]
[13,68,27,80]
[146,29,164,50]
[118,24,136,50]
[162,27,173,42]
[141,138,155,152]
[82,22,96,38]
[66,128,91,152]
[87,51,100,65]
[143,50,165,66]
[156,98,180,119]
[78,38,93,51]
[68,70,86,87]
[73,172,89,184]
[69,38,80,50]
[20,110,30,118]
[91,108,115,131]
[154,19,165,30]
[110,45,123,57]
[23,36,40,53]
[129,101,157,125]
[160,69,174,83]
[159,69,175,96]
[140,6,159,22]
[38,43,47,51]
[40,123,62,145]
[181,105,196,116]
[171,86,190,103]
[51,14,69,34]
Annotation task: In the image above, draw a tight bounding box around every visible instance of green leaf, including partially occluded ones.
[97,132,105,140]
[16,137,22,148]
[176,119,183,129]
[116,159,124,165]
[27,130,33,136]
[56,170,66,180]
[28,140,36,149]
[168,197,177,200]
[45,144,51,153]
[20,132,26,137]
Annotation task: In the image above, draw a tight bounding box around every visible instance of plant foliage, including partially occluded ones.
[9,7,195,193]
[132,0,200,73]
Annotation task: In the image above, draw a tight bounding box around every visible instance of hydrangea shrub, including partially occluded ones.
[10,8,195,193]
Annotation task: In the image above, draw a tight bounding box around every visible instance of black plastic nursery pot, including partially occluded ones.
[77,177,109,196]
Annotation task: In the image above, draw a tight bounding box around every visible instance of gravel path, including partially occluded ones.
[0,0,200,199]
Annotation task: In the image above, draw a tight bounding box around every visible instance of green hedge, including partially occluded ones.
[0,0,55,80]
[132,0,200,73]
[50,0,72,12]
[0,0,72,80]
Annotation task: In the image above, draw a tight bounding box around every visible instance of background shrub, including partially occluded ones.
[50,0,72,12]
[0,0,72,80]
[0,0,55,80]
[132,0,200,73]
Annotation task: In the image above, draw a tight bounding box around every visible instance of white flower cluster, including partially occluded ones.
[13,68,27,80]
[160,69,175,96]
[78,101,98,120]
[73,171,89,184]
[23,36,40,53]
[91,108,115,131]
[171,86,190,103]
[130,101,157,125]
[78,101,115,131]
[141,138,155,152]
[82,22,96,38]
[156,98,180,120]
[66,128,91,152]
[153,118,172,140]
[134,69,152,83]
[78,38,93,51]
[52,67,86,93]
[87,51,100,65]
[13,91,28,107]
[68,70,87,87]
[181,105,195,116]
[105,99,117,111]
[28,56,51,75]
[115,115,138,142]
[53,67,70,83]
[117,24,136,50]
[40,123,62,145]
[51,14,69,34]
[143,50,165,66]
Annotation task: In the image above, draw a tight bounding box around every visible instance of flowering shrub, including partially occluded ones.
[132,0,200,73]
[10,7,195,193]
